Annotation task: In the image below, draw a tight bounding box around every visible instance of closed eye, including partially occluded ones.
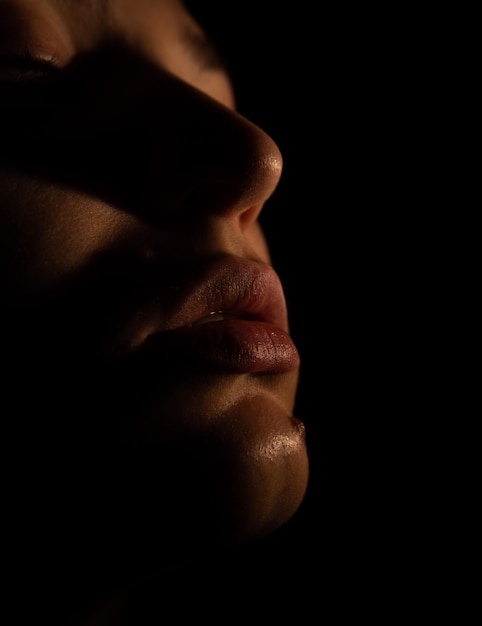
[0,53,62,83]
[0,53,67,116]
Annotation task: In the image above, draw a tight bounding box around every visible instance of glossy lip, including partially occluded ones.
[122,255,300,374]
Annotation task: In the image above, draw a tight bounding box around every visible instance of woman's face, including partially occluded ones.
[0,0,308,601]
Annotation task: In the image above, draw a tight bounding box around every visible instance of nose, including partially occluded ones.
[150,79,283,228]
[83,53,283,230]
[138,78,283,230]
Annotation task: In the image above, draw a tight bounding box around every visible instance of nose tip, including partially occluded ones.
[164,106,284,224]
[242,140,284,207]
[218,124,283,213]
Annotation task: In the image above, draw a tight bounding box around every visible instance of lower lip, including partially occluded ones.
[142,319,300,373]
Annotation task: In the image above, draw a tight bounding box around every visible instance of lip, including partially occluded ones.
[123,255,300,374]
[143,318,300,373]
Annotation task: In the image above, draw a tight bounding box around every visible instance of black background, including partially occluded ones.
[183,0,361,608]
[153,2,449,620]
[186,1,325,518]
[177,2,368,616]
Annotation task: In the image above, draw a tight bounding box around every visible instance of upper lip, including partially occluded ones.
[119,254,290,351]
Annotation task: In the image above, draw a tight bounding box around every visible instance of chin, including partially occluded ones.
[217,407,309,543]
[8,389,309,612]
[122,384,310,550]
[19,370,309,593]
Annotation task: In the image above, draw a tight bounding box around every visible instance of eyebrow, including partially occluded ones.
[5,0,231,76]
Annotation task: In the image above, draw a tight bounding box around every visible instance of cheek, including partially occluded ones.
[0,174,121,297]
[248,221,272,264]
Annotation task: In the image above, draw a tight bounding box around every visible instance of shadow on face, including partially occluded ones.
[0,1,309,622]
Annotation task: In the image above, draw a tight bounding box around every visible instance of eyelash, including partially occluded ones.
[0,53,62,78]
[0,53,67,115]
